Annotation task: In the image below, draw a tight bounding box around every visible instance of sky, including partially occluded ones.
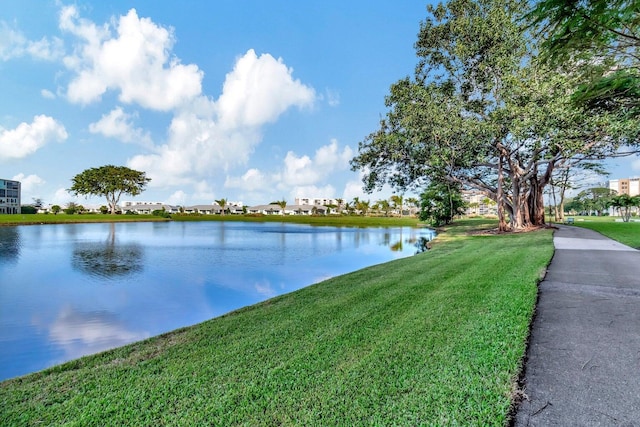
[1,1,638,208]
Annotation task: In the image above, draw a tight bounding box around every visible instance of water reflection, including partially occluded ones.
[71,223,144,279]
[48,305,150,361]
[0,226,20,264]
[1,222,436,381]
[414,236,432,253]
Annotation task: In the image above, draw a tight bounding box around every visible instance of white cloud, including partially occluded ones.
[41,89,56,99]
[217,49,316,129]
[89,107,153,148]
[165,190,187,205]
[51,187,76,206]
[281,139,353,186]
[0,21,63,61]
[224,168,271,192]
[12,173,45,195]
[225,140,353,204]
[325,88,340,107]
[0,115,67,159]
[60,6,202,110]
[129,49,317,186]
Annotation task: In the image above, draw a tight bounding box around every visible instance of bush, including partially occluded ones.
[20,206,37,214]
[152,209,171,218]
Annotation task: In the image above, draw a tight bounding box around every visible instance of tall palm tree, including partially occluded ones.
[379,199,391,217]
[335,198,344,215]
[391,194,404,217]
[276,199,287,215]
[215,198,228,215]
[405,197,419,217]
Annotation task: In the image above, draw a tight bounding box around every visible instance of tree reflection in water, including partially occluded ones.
[72,223,144,279]
[0,226,20,264]
[414,236,432,253]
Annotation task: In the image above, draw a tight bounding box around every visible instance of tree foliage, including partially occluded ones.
[351,0,640,231]
[610,194,640,222]
[419,181,466,226]
[69,165,151,214]
[526,0,640,116]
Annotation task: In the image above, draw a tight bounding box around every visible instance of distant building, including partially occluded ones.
[461,190,497,216]
[609,178,640,196]
[295,197,340,207]
[0,179,21,214]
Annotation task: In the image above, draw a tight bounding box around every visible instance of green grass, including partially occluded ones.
[172,213,422,227]
[0,213,419,227]
[571,219,640,249]
[0,213,168,225]
[0,219,553,425]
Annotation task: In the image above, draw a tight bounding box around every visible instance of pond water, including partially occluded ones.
[0,221,434,381]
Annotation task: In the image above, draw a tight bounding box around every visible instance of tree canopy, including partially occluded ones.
[69,165,151,214]
[351,0,640,231]
[526,0,640,116]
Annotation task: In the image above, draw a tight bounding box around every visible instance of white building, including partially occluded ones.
[461,190,497,216]
[0,179,21,214]
[295,197,341,207]
[609,178,640,196]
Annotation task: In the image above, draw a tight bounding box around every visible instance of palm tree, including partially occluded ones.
[391,194,404,217]
[405,197,419,216]
[378,199,391,216]
[336,198,344,215]
[215,198,228,215]
[357,199,371,216]
[275,199,287,215]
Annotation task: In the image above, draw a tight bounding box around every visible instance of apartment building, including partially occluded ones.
[609,178,640,196]
[0,179,21,214]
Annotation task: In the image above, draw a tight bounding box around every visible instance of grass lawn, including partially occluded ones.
[0,213,419,228]
[172,213,421,227]
[0,213,168,225]
[569,218,640,249]
[0,219,553,425]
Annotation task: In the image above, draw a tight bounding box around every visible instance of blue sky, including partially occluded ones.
[1,1,637,208]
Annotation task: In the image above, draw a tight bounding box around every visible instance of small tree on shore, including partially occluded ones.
[69,165,150,214]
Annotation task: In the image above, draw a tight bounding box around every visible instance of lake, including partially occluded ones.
[0,221,434,381]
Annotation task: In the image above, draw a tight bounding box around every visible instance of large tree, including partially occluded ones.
[526,0,640,117]
[351,0,640,231]
[69,165,151,214]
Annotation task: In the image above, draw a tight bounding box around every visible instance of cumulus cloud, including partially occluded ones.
[12,173,45,195]
[165,190,187,205]
[225,139,352,203]
[224,168,271,192]
[60,6,203,110]
[129,49,317,185]
[0,115,67,159]
[89,107,153,148]
[0,21,64,61]
[217,49,316,129]
[281,139,353,186]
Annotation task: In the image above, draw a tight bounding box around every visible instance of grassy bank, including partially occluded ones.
[0,219,553,425]
[571,219,640,249]
[0,213,419,227]
[172,214,421,227]
[0,213,168,226]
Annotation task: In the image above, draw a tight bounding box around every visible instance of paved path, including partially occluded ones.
[514,225,640,426]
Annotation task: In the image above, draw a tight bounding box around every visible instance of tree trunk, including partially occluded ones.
[497,154,509,232]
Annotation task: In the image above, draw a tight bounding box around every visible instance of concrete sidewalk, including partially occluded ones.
[514,225,640,426]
